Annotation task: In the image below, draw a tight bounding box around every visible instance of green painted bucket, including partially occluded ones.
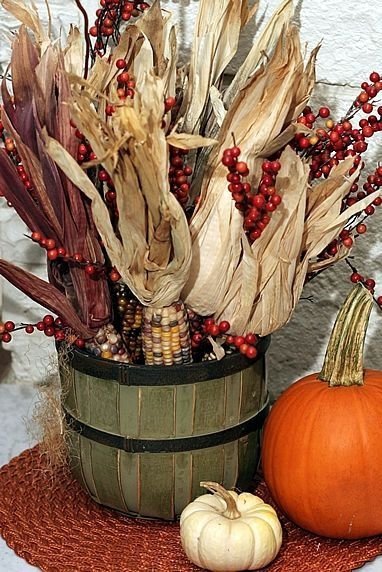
[60,336,270,520]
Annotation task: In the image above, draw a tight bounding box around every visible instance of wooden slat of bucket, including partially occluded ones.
[237,432,261,488]
[67,432,87,489]
[139,453,175,519]
[119,451,140,514]
[139,386,175,438]
[119,385,140,437]
[193,376,226,434]
[240,360,264,419]
[90,441,125,511]
[189,447,225,501]
[89,377,120,434]
[60,363,78,416]
[174,383,195,437]
[74,370,91,424]
[174,452,192,516]
[78,438,99,501]
[222,440,239,486]
[224,373,242,428]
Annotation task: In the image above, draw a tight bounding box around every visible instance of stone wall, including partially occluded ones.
[0,0,381,395]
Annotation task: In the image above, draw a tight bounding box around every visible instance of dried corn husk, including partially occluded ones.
[180,0,250,134]
[0,0,47,46]
[224,0,294,108]
[214,146,309,335]
[44,69,201,308]
[0,26,111,332]
[183,25,315,316]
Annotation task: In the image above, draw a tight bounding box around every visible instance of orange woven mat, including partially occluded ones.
[0,446,381,572]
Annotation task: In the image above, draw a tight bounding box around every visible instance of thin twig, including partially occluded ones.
[74,0,91,79]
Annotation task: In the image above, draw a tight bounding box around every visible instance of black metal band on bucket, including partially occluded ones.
[64,396,270,454]
[58,336,271,386]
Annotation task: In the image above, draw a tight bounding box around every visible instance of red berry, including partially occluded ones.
[75,338,86,349]
[72,253,83,263]
[44,326,55,337]
[235,162,249,175]
[85,264,97,276]
[47,248,58,261]
[370,72,381,83]
[25,325,34,334]
[31,231,42,242]
[4,320,15,332]
[350,272,363,283]
[365,278,376,289]
[356,223,367,234]
[164,96,176,112]
[245,333,258,345]
[319,107,330,118]
[377,296,382,306]
[239,343,249,355]
[218,321,230,334]
[45,238,56,250]
[233,336,245,348]
[43,315,54,326]
[36,321,45,331]
[109,269,121,282]
[230,146,241,158]
[245,345,258,359]
[1,332,12,343]
[342,236,353,248]
[115,58,126,69]
[206,324,219,337]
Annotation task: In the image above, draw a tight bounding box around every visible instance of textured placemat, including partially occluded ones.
[0,446,381,572]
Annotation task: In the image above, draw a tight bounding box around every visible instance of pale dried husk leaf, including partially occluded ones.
[0,0,47,45]
[166,132,218,150]
[46,71,192,308]
[215,146,309,335]
[224,0,294,108]
[183,26,315,315]
[63,25,84,76]
[181,0,249,134]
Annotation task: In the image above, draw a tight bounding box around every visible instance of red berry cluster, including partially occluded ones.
[0,315,86,346]
[222,145,282,243]
[295,72,382,182]
[89,1,150,56]
[74,125,96,165]
[188,313,259,360]
[29,231,121,282]
[169,146,193,208]
[114,59,136,100]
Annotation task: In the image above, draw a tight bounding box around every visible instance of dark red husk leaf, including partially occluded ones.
[0,259,92,338]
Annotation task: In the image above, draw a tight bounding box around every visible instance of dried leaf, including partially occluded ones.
[63,25,84,76]
[181,0,249,133]
[184,27,312,314]
[166,132,218,150]
[0,259,92,337]
[214,146,310,335]
[45,72,193,308]
[0,0,47,44]
[209,85,227,127]
[224,0,294,107]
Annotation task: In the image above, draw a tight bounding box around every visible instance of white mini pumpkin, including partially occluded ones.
[180,481,282,572]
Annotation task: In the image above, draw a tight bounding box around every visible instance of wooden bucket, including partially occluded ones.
[60,336,270,520]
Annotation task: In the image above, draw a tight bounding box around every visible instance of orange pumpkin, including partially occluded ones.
[262,285,382,539]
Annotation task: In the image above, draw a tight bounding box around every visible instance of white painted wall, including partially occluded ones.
[0,0,381,395]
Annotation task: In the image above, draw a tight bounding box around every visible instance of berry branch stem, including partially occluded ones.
[74,0,91,79]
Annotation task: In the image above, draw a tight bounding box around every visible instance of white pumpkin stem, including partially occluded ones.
[200,481,241,519]
[319,284,373,387]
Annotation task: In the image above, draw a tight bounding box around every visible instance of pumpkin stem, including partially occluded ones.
[200,481,241,519]
[319,284,373,387]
